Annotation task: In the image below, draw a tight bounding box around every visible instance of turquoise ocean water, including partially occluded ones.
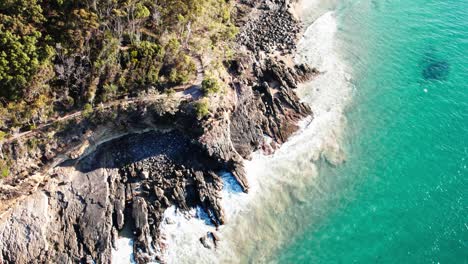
[276,0,468,263]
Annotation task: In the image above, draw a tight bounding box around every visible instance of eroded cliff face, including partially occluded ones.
[0,131,227,263]
[0,0,317,263]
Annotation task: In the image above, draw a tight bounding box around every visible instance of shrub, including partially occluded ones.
[0,159,9,178]
[127,41,164,85]
[1,167,8,178]
[83,103,93,117]
[165,89,176,96]
[135,3,150,19]
[194,99,210,119]
[166,38,180,55]
[201,76,220,95]
[102,83,118,101]
[169,55,196,84]
[169,69,182,84]
[0,30,42,100]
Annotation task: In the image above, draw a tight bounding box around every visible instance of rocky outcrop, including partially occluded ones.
[0,131,226,263]
[0,0,318,263]
[252,58,315,144]
[236,0,300,54]
[198,0,317,192]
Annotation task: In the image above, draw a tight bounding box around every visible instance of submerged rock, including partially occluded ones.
[422,61,450,80]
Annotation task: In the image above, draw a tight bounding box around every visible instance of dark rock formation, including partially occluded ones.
[199,231,219,249]
[236,0,300,54]
[198,0,317,192]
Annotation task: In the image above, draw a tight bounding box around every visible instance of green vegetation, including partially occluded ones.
[169,55,196,84]
[165,89,176,97]
[82,103,93,118]
[0,159,9,178]
[1,167,8,178]
[194,99,210,119]
[201,76,221,95]
[0,0,238,132]
[0,131,6,141]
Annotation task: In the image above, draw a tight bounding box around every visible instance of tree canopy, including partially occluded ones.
[0,0,237,132]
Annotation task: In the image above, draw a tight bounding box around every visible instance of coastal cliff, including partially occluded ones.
[0,0,317,263]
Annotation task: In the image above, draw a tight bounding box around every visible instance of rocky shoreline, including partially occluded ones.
[0,0,317,263]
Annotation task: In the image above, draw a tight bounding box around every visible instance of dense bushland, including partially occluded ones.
[0,0,237,132]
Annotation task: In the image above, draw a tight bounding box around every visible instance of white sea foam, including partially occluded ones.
[157,172,255,263]
[294,0,339,25]
[157,206,215,262]
[293,11,353,165]
[111,237,136,264]
[155,9,354,264]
